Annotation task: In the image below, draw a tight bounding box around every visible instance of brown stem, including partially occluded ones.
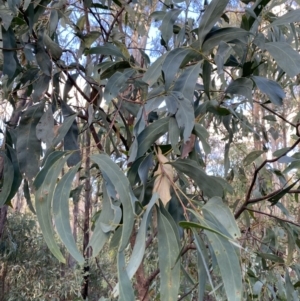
[246,208,300,227]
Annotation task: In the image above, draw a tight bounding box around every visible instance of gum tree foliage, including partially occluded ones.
[1,0,300,300]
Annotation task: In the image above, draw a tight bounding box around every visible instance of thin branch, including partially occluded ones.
[246,208,300,228]
[234,138,300,219]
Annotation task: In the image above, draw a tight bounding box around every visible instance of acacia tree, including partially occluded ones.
[1,0,300,300]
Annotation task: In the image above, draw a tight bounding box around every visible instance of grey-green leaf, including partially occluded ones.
[142,53,167,87]
[117,252,135,301]
[198,0,230,46]
[36,106,55,149]
[159,9,182,45]
[1,26,17,78]
[136,117,170,158]
[270,9,300,27]
[243,150,264,166]
[34,151,71,263]
[86,43,125,58]
[17,103,44,181]
[157,206,180,301]
[88,184,114,257]
[162,48,194,90]
[252,76,285,106]
[91,154,135,252]
[203,197,241,239]
[0,152,14,206]
[53,162,84,265]
[171,159,223,197]
[104,69,135,104]
[201,27,249,52]
[226,78,253,100]
[36,38,52,76]
[264,42,300,78]
[173,62,201,102]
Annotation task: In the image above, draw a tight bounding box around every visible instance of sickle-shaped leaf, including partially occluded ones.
[136,117,170,158]
[173,62,201,102]
[142,53,167,87]
[252,76,285,106]
[201,27,249,52]
[2,26,17,78]
[0,152,14,206]
[34,151,71,263]
[264,42,300,78]
[197,0,229,47]
[162,48,193,90]
[113,193,159,298]
[171,159,223,197]
[53,162,84,265]
[117,251,135,301]
[17,102,44,181]
[270,9,300,27]
[159,9,182,45]
[86,43,125,58]
[91,154,135,252]
[104,69,135,104]
[226,77,253,100]
[88,184,114,257]
[157,205,180,301]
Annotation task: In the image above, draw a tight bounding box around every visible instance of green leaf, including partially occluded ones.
[252,76,285,106]
[193,123,211,155]
[142,53,167,87]
[159,9,182,45]
[264,42,300,78]
[270,9,300,27]
[226,78,253,100]
[1,26,17,78]
[257,252,284,263]
[197,0,230,46]
[61,102,81,167]
[203,60,211,99]
[34,151,71,263]
[100,61,131,79]
[43,33,62,60]
[36,106,55,149]
[0,152,14,206]
[171,159,223,197]
[136,117,170,158]
[172,62,201,102]
[203,197,241,239]
[243,150,264,166]
[157,205,180,301]
[35,37,52,76]
[24,179,36,214]
[53,162,84,265]
[91,154,135,252]
[49,9,58,36]
[268,180,299,205]
[52,114,77,147]
[162,48,194,90]
[117,252,135,301]
[86,43,125,58]
[273,147,290,157]
[203,221,242,301]
[88,184,114,257]
[174,93,194,142]
[216,41,231,74]
[0,10,14,30]
[17,103,44,181]
[169,117,180,155]
[82,31,100,48]
[179,221,232,240]
[104,69,135,104]
[201,27,249,52]
[6,145,22,203]
[32,74,51,103]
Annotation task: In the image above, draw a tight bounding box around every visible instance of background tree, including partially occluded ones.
[1,0,300,300]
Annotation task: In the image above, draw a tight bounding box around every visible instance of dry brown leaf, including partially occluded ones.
[153,149,173,206]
